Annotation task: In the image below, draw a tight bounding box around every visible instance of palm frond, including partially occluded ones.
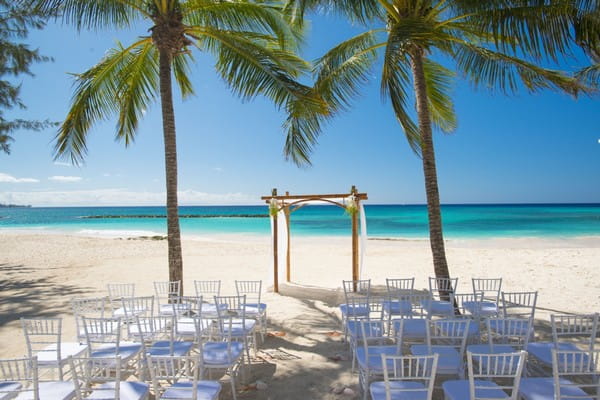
[55,38,154,164]
[173,51,195,98]
[314,29,384,113]
[423,58,456,133]
[115,40,159,145]
[380,26,421,155]
[183,0,304,50]
[451,39,585,96]
[24,0,147,30]
[283,0,385,24]
[575,63,600,87]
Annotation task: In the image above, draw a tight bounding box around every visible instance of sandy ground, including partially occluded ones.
[1,233,599,399]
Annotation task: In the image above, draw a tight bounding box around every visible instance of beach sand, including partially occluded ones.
[1,233,599,399]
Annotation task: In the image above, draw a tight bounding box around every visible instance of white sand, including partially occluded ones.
[1,233,599,398]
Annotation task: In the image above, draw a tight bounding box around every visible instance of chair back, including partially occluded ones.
[425,319,470,375]
[21,318,62,362]
[428,277,457,303]
[379,354,438,400]
[472,278,502,303]
[235,280,263,305]
[343,279,371,301]
[135,315,175,344]
[467,350,526,400]
[552,349,600,399]
[551,314,599,349]
[500,291,537,320]
[385,278,415,296]
[0,357,39,400]
[454,292,485,318]
[107,283,135,300]
[486,318,532,350]
[147,355,202,400]
[68,356,123,400]
[82,316,121,352]
[214,295,246,320]
[194,280,221,301]
[71,297,106,341]
[154,281,181,304]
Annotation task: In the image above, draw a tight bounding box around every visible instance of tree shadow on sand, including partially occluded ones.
[0,263,93,327]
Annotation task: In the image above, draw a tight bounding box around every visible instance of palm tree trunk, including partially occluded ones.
[409,47,451,280]
[158,47,184,291]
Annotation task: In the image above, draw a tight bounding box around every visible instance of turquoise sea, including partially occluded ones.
[1,204,599,238]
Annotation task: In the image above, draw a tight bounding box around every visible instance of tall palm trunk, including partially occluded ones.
[409,47,451,280]
[158,47,184,290]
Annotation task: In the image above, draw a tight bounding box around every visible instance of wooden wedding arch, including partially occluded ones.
[261,186,368,293]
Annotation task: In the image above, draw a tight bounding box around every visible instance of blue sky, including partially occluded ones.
[1,10,599,207]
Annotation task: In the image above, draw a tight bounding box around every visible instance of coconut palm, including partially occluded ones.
[283,0,588,280]
[26,0,326,287]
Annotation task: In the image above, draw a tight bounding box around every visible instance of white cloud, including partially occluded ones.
[48,176,83,182]
[0,173,39,183]
[212,167,224,173]
[0,189,260,207]
[53,161,72,167]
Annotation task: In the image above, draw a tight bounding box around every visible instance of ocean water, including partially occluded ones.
[0,204,599,238]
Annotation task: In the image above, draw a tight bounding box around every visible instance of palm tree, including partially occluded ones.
[283,0,588,280]
[27,0,326,288]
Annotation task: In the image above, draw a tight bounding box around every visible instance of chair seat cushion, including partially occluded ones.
[420,300,453,316]
[159,303,191,316]
[86,382,150,400]
[392,319,427,339]
[526,342,584,366]
[356,346,400,371]
[148,341,194,357]
[519,377,593,400]
[488,319,530,336]
[370,380,428,400]
[202,342,244,365]
[244,303,267,315]
[36,342,88,364]
[340,304,370,317]
[160,381,221,400]
[223,319,256,336]
[113,307,147,318]
[90,343,142,361]
[382,301,413,316]
[467,344,516,354]
[443,379,510,400]
[410,345,461,375]
[346,321,383,340]
[15,381,76,400]
[0,381,22,400]
[463,301,499,317]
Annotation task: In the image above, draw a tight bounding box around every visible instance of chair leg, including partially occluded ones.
[229,369,237,400]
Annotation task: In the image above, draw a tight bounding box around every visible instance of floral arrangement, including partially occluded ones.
[269,198,279,217]
[345,195,358,216]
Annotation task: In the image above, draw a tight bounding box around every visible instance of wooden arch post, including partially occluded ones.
[262,187,368,293]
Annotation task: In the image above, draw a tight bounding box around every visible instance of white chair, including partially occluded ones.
[356,319,401,400]
[468,318,532,356]
[154,281,189,316]
[340,279,371,343]
[21,318,87,381]
[382,278,414,332]
[201,316,246,400]
[499,291,537,320]
[193,281,221,317]
[235,280,267,340]
[347,297,385,371]
[107,283,135,318]
[0,356,76,400]
[421,277,457,318]
[526,313,598,375]
[68,356,150,400]
[214,295,257,362]
[442,350,527,400]
[369,354,438,400]
[390,293,431,353]
[172,298,212,344]
[410,319,470,379]
[468,278,502,317]
[147,355,221,400]
[81,317,143,376]
[71,297,107,343]
[519,349,600,400]
[453,292,485,343]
